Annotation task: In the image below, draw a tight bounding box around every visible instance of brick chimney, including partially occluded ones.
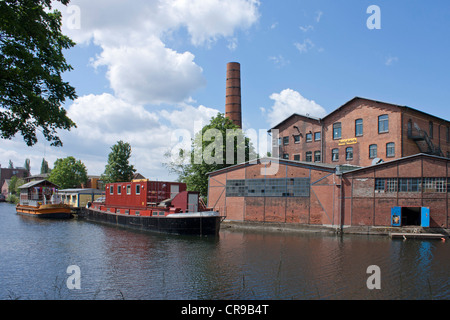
[225,62,242,128]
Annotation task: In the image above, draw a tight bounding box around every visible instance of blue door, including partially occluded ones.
[421,207,430,227]
[391,207,401,227]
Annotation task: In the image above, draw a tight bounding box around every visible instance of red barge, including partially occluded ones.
[85,179,222,236]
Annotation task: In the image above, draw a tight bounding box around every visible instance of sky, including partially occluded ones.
[1,0,450,181]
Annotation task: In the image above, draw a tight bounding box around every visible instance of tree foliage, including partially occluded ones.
[40,157,50,174]
[102,141,136,183]
[49,156,87,189]
[8,175,25,195]
[0,0,77,146]
[165,113,256,197]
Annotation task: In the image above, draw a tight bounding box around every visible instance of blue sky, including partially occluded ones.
[2,0,450,180]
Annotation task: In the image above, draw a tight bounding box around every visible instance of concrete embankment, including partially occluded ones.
[221,220,450,238]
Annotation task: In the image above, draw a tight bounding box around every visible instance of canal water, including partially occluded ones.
[0,202,449,300]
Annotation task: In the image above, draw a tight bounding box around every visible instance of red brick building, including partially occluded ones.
[207,154,450,229]
[270,97,450,167]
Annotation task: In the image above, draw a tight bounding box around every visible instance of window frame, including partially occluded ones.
[355,118,363,137]
[333,122,342,140]
[386,142,395,157]
[378,115,389,133]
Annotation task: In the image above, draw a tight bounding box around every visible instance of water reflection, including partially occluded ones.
[0,203,449,300]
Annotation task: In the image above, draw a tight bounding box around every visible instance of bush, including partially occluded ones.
[6,194,19,204]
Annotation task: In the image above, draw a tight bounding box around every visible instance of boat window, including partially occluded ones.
[159,212,165,216]
[126,185,131,195]
[110,186,114,194]
[117,185,121,194]
[136,184,140,195]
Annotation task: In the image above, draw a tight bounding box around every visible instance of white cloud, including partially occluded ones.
[294,39,315,53]
[92,37,206,105]
[299,25,314,32]
[265,89,327,127]
[161,0,260,46]
[269,55,290,67]
[385,56,399,66]
[54,0,260,105]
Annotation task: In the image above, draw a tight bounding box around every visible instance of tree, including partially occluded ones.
[49,156,87,189]
[0,0,77,147]
[102,141,136,183]
[165,113,255,197]
[40,158,50,174]
[8,175,25,195]
[24,158,30,175]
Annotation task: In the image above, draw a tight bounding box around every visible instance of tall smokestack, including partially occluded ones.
[225,62,242,128]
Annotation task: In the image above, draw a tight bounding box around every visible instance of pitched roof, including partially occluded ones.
[269,96,450,131]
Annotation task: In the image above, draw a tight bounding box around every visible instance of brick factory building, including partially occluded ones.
[270,97,450,167]
[208,154,450,230]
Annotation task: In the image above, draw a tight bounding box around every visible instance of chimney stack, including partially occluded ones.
[225,62,242,128]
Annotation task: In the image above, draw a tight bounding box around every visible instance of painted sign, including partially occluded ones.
[338,138,357,146]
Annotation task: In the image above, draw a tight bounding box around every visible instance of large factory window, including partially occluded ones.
[226,178,310,198]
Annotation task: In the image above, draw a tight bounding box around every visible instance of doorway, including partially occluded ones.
[391,207,430,227]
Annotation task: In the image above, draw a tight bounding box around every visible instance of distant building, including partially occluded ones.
[0,166,28,190]
[1,179,11,198]
[270,97,450,167]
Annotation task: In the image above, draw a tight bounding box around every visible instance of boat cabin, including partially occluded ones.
[91,179,206,216]
[18,180,60,206]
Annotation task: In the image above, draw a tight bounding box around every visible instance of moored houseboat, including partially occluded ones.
[86,179,222,236]
[16,180,72,219]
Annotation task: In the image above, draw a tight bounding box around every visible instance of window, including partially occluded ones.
[226,178,311,198]
[332,149,339,161]
[110,186,114,194]
[375,179,385,192]
[355,119,363,136]
[294,135,300,143]
[226,180,246,197]
[314,151,321,162]
[346,147,353,160]
[126,185,131,195]
[283,136,289,145]
[386,178,398,192]
[305,133,312,142]
[293,154,300,161]
[305,151,312,162]
[369,144,377,159]
[447,127,450,143]
[136,184,140,195]
[423,178,446,193]
[283,153,289,160]
[378,115,389,133]
[386,142,395,157]
[117,185,122,195]
[314,132,321,141]
[333,122,341,139]
[429,121,433,139]
[399,178,421,192]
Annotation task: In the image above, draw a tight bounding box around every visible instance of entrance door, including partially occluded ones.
[391,207,401,226]
[421,207,430,227]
